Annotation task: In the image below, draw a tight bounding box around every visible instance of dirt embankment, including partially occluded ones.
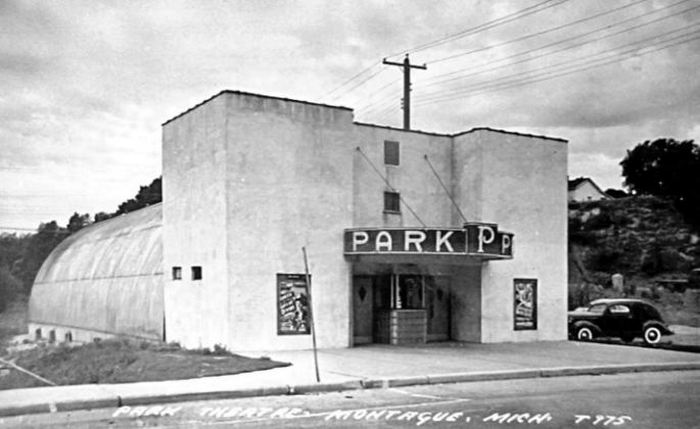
[569,196,700,326]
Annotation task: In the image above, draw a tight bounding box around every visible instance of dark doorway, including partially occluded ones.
[426,276,451,341]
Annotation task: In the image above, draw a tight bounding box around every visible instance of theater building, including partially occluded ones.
[29,90,568,352]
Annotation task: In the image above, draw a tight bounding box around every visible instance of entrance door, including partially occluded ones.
[427,276,450,341]
[352,276,374,344]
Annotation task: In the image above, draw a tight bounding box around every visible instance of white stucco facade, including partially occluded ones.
[161,90,569,352]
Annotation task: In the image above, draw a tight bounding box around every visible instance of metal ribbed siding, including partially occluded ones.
[28,204,164,340]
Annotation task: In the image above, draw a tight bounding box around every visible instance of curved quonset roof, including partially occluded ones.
[29,203,164,340]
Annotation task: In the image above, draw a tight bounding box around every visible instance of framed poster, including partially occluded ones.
[514,278,537,331]
[277,273,311,335]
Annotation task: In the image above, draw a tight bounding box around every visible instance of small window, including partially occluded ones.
[172,266,182,280]
[609,304,630,314]
[35,328,42,340]
[192,266,202,280]
[65,332,73,343]
[384,140,399,166]
[384,191,401,213]
[48,330,56,343]
[588,304,606,314]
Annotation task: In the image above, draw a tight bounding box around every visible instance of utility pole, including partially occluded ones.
[382,54,427,130]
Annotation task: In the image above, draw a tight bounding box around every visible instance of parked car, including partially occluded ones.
[568,298,673,344]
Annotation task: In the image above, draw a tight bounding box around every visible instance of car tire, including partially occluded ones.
[643,326,662,345]
[576,326,594,341]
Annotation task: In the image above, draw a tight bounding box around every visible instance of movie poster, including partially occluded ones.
[277,273,310,335]
[514,278,537,330]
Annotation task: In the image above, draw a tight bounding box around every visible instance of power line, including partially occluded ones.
[414,28,700,106]
[323,1,569,111]
[354,79,402,113]
[328,67,388,103]
[417,29,697,105]
[320,62,382,102]
[416,21,700,102]
[426,0,651,65]
[417,1,700,97]
[387,0,569,58]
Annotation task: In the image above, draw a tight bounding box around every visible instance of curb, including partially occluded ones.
[1,362,699,418]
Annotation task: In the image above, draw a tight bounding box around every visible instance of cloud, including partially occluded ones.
[0,0,699,229]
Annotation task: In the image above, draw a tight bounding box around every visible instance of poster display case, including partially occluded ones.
[277,273,310,335]
[514,278,537,330]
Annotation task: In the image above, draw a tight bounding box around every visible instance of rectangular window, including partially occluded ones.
[191,266,202,280]
[172,266,182,280]
[384,140,399,165]
[384,191,401,213]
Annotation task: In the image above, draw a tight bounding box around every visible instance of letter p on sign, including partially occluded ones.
[352,231,369,252]
[501,234,512,255]
[477,226,495,253]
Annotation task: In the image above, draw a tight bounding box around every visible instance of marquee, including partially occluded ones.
[344,223,513,259]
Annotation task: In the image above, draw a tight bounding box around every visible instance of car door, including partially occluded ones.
[606,304,634,336]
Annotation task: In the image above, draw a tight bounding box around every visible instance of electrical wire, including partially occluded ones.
[386,0,570,58]
[416,22,700,103]
[414,28,700,106]
[420,0,697,90]
[320,62,382,102]
[426,0,651,65]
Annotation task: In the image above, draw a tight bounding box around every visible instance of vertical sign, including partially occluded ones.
[277,273,310,335]
[514,278,537,330]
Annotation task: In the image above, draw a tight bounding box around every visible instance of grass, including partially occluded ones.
[0,339,289,390]
[0,299,289,390]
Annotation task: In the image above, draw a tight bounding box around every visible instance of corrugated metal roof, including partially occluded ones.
[28,203,164,340]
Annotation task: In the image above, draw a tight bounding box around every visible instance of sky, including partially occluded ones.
[1,0,699,231]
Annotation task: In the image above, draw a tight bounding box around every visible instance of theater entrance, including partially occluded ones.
[352,273,450,345]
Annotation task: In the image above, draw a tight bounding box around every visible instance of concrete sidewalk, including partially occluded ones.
[1,341,699,418]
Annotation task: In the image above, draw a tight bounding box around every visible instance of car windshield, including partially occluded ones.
[587,303,607,314]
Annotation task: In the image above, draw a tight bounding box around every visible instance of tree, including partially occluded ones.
[605,188,628,199]
[115,176,162,216]
[15,221,69,293]
[94,212,112,223]
[621,138,700,226]
[0,233,29,310]
[67,212,91,233]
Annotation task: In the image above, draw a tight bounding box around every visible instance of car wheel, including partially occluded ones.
[576,326,594,341]
[643,326,662,345]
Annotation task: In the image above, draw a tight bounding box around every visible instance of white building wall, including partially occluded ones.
[162,95,230,350]
[222,93,356,351]
[351,125,454,229]
[454,130,568,342]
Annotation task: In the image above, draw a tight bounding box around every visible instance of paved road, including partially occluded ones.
[1,371,698,428]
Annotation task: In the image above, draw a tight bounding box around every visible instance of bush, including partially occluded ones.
[586,248,623,272]
[584,212,613,230]
[0,267,22,313]
[570,231,597,246]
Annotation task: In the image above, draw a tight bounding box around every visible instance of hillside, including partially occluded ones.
[569,196,700,325]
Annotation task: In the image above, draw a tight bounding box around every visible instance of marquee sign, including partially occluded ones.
[344,223,513,259]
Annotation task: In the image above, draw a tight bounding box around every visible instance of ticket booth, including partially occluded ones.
[352,272,451,345]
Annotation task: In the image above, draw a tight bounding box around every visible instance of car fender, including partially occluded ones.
[571,320,602,336]
[643,320,673,336]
